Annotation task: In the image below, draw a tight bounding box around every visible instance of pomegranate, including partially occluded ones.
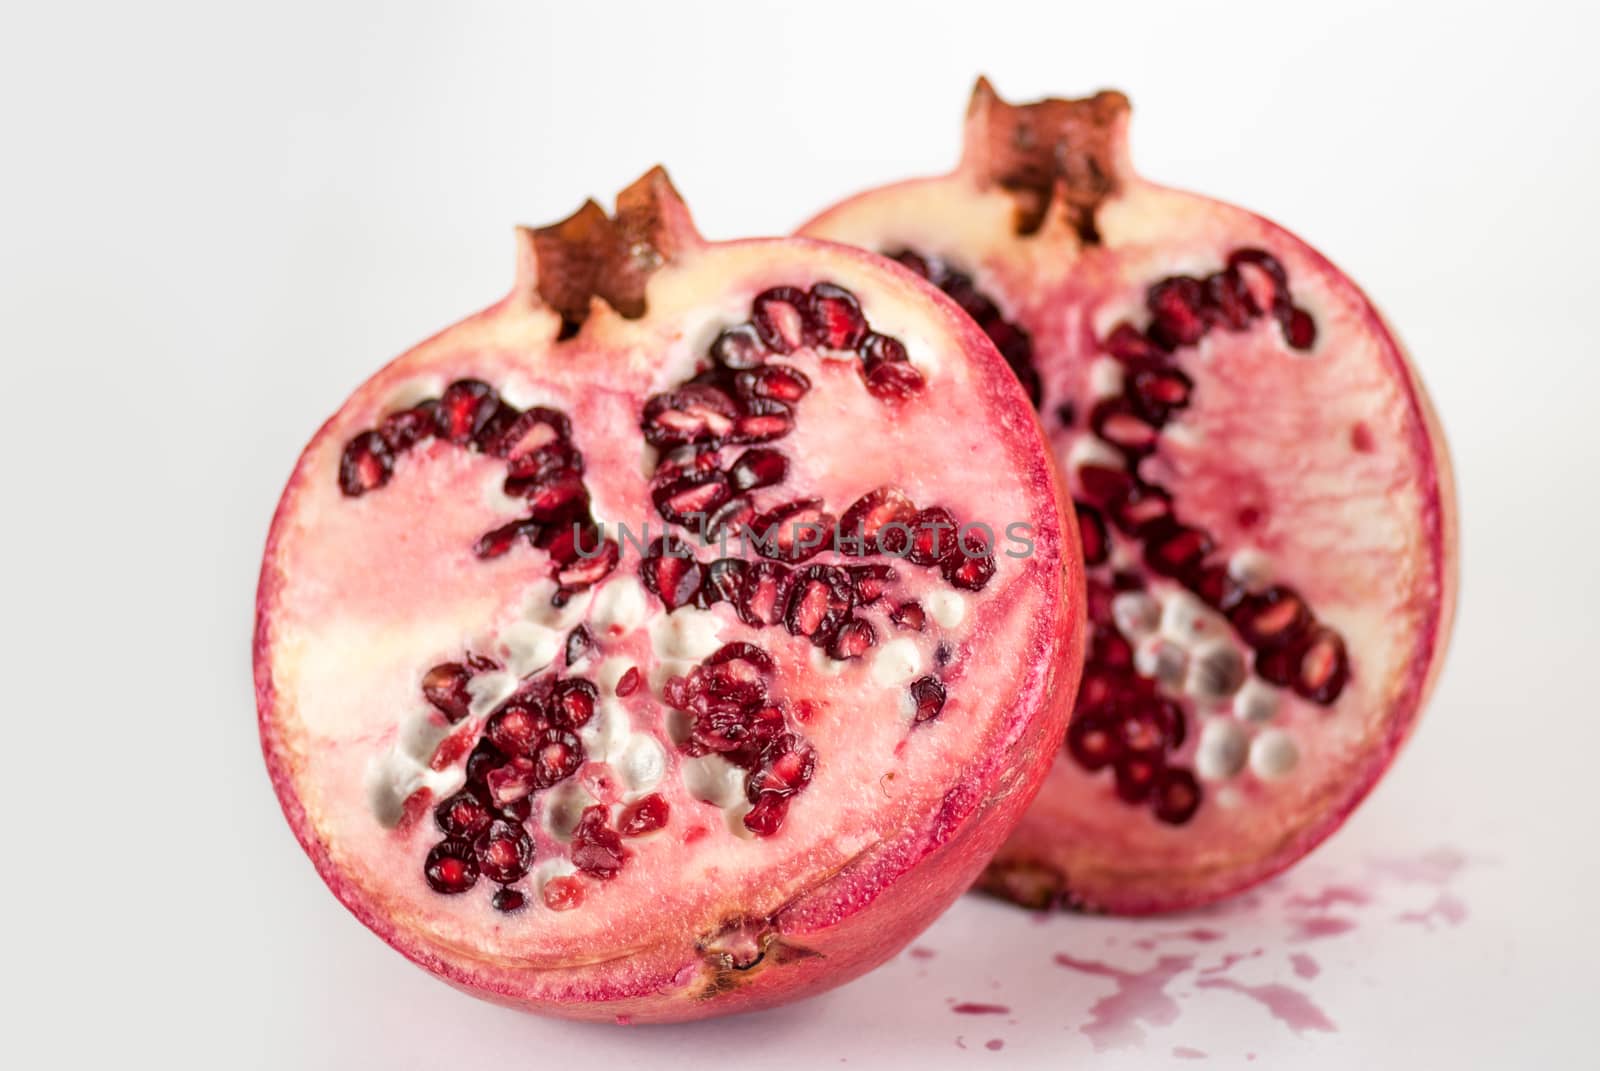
[802,81,1458,913]
[254,167,1081,1021]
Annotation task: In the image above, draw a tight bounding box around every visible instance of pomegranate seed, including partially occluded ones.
[530,728,585,789]
[435,380,499,444]
[846,563,898,605]
[1091,398,1161,455]
[727,448,789,493]
[487,406,571,458]
[471,402,520,453]
[1280,306,1317,350]
[1110,483,1174,536]
[902,506,960,566]
[378,403,436,452]
[421,662,473,723]
[464,740,505,786]
[702,558,749,606]
[735,364,812,404]
[504,441,584,496]
[829,617,878,660]
[1152,767,1202,825]
[491,887,527,914]
[474,819,534,884]
[889,249,932,278]
[752,286,810,353]
[485,757,538,805]
[1188,563,1246,614]
[750,499,835,564]
[1125,365,1193,422]
[784,565,853,646]
[1056,402,1077,427]
[706,642,776,672]
[1104,322,1167,362]
[570,806,628,879]
[1092,625,1134,671]
[863,360,925,402]
[1067,711,1121,771]
[1120,698,1184,753]
[743,793,790,836]
[552,679,598,728]
[641,385,739,448]
[736,562,794,627]
[1231,585,1310,649]
[1226,248,1289,314]
[542,875,585,910]
[1147,276,1211,350]
[806,282,868,349]
[910,675,947,724]
[1077,463,1134,505]
[338,431,393,496]
[640,547,704,611]
[615,666,641,697]
[710,323,766,370]
[554,537,618,592]
[652,470,730,526]
[486,700,548,752]
[859,331,909,368]
[1114,752,1164,803]
[519,471,589,522]
[473,518,537,560]
[434,789,494,839]
[942,525,996,591]
[748,740,817,798]
[890,601,926,631]
[1143,522,1214,579]
[618,793,670,837]
[706,495,757,541]
[840,487,916,554]
[1292,626,1348,705]
[1075,502,1109,566]
[731,398,795,443]
[1204,269,1254,330]
[423,840,479,894]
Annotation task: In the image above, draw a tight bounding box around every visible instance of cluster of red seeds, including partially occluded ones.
[416,631,668,909]
[662,643,820,836]
[889,250,1041,408]
[1071,249,1344,823]
[337,389,618,602]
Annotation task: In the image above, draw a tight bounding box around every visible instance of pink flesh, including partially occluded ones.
[801,91,1456,913]
[255,185,1081,1019]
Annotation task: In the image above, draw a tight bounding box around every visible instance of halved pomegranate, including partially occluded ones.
[802,81,1458,913]
[255,167,1081,1020]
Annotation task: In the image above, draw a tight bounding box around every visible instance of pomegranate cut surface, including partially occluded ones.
[255,167,1080,1020]
[803,81,1457,914]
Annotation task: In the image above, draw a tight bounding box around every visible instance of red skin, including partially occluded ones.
[255,168,1083,1020]
[801,82,1458,914]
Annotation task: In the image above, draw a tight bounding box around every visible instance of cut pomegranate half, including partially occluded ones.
[802,80,1457,914]
[255,167,1081,1020]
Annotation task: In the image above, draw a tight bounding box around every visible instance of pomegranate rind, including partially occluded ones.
[800,83,1457,915]
[255,170,1082,1018]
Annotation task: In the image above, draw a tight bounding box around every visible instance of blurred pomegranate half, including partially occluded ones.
[802,81,1457,914]
[255,167,1082,1020]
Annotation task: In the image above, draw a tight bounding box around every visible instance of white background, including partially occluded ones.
[5,1,1597,1067]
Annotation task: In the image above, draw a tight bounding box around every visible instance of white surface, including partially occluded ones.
[3,1,1597,1067]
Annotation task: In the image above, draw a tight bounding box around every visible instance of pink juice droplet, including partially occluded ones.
[1053,953,1193,1051]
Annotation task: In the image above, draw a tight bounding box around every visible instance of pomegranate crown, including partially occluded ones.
[514,165,703,328]
[961,77,1132,241]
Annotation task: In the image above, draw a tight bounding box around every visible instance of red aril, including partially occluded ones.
[802,81,1457,914]
[255,167,1081,1019]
